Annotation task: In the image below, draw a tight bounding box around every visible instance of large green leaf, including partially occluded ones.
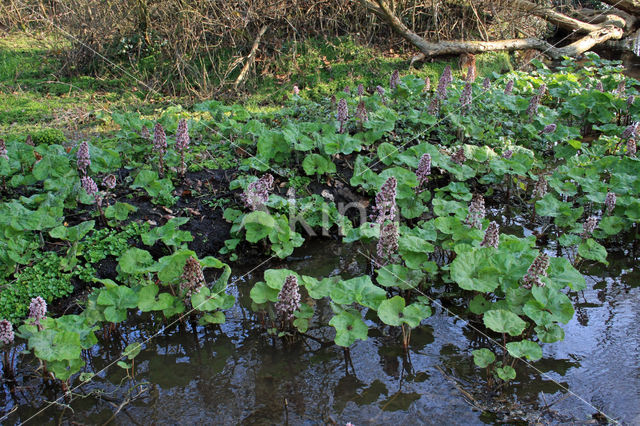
[483,309,527,336]
[329,310,368,347]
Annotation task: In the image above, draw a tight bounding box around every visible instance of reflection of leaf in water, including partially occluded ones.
[333,376,388,413]
[355,379,388,406]
[379,391,421,412]
[409,324,434,351]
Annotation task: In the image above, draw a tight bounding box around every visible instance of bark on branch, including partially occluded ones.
[361,0,627,61]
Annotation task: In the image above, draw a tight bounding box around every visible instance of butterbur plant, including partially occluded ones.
[377,222,399,266]
[76,141,90,176]
[390,70,400,90]
[141,126,150,139]
[605,192,616,215]
[153,123,167,178]
[482,77,490,91]
[451,147,466,165]
[527,94,541,121]
[102,174,116,190]
[522,253,549,289]
[0,319,14,377]
[532,175,547,199]
[622,122,638,139]
[181,256,205,300]
[436,65,452,101]
[415,153,431,188]
[541,123,556,134]
[581,216,599,238]
[0,139,7,160]
[357,83,364,97]
[424,76,431,91]
[337,98,349,134]
[480,221,499,248]
[460,82,472,114]
[82,175,105,220]
[627,138,636,157]
[374,176,397,224]
[29,296,47,330]
[376,85,386,104]
[244,173,274,211]
[356,101,369,124]
[502,149,513,159]
[465,194,485,229]
[344,85,351,94]
[293,85,300,96]
[275,275,301,329]
[504,79,514,95]
[175,118,190,178]
[596,81,604,92]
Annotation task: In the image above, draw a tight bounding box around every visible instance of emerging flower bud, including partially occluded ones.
[424,76,431,91]
[436,66,452,101]
[293,85,300,96]
[374,176,397,224]
[502,149,514,159]
[141,126,150,139]
[102,174,116,190]
[244,173,274,211]
[0,319,14,345]
[29,296,47,324]
[465,193,485,229]
[627,95,635,108]
[460,81,472,114]
[605,191,616,215]
[541,123,557,134]
[337,98,349,134]
[377,222,399,266]
[357,84,364,97]
[627,138,636,157]
[622,122,638,139]
[81,176,98,196]
[376,85,387,104]
[504,80,514,95]
[582,216,599,238]
[615,80,626,96]
[176,118,190,152]
[77,141,91,175]
[596,81,604,92]
[344,85,351,94]
[428,97,440,115]
[390,70,400,90]
[153,123,167,154]
[416,153,431,187]
[0,139,7,160]
[522,253,549,289]
[482,77,490,91]
[480,221,499,248]
[527,94,541,119]
[355,101,369,123]
[275,275,301,322]
[451,147,466,165]
[181,257,205,299]
[25,135,34,146]
[537,84,547,97]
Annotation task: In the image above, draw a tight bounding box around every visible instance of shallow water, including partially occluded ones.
[3,225,640,425]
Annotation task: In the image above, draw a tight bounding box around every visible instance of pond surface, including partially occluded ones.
[3,218,640,425]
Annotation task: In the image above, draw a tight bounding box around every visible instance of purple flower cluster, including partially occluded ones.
[81,176,98,196]
[504,80,514,95]
[244,173,274,211]
[502,149,514,159]
[628,138,636,157]
[450,147,466,165]
[357,84,364,97]
[293,85,300,96]
[102,174,116,190]
[605,192,616,215]
[482,77,490,91]
[344,85,351,94]
[538,84,547,97]
[0,319,14,345]
[436,65,452,101]
[622,122,638,139]
[176,119,190,151]
[29,296,47,324]
[615,80,626,96]
[424,76,431,91]
[0,139,8,160]
[181,257,205,299]
[25,135,34,146]
[153,123,167,177]
[596,81,604,92]
[582,216,599,238]
[416,153,431,187]
[460,82,472,114]
[428,97,440,115]
[374,177,397,224]
[627,95,635,108]
[377,222,399,266]
[541,123,557,134]
[526,94,541,120]
[376,85,386,104]
[522,253,549,289]
[533,176,547,199]
[77,141,91,176]
[390,70,400,90]
[465,193,485,229]
[275,275,301,322]
[356,101,369,123]
[480,221,499,248]
[337,98,349,134]
[141,126,150,139]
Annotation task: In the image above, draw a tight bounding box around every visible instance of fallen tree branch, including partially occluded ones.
[234,25,268,89]
[511,0,601,33]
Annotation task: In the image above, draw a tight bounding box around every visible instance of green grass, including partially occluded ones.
[0,31,513,137]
